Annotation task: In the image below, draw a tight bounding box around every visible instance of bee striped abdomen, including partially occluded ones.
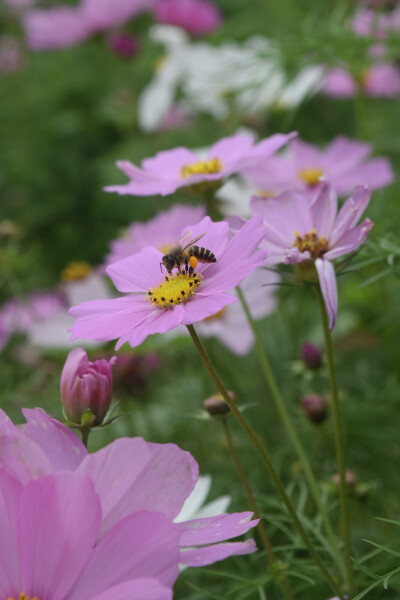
[191,246,217,263]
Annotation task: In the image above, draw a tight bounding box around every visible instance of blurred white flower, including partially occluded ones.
[174,475,231,523]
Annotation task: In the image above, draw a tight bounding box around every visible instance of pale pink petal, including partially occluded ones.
[337,157,394,193]
[116,304,185,350]
[325,219,374,260]
[365,63,400,97]
[330,185,371,246]
[21,408,86,470]
[105,179,179,197]
[209,134,254,166]
[69,297,153,344]
[323,136,371,173]
[180,539,257,567]
[19,472,101,599]
[0,471,22,598]
[142,147,197,176]
[251,192,312,246]
[178,512,257,547]
[78,437,198,537]
[321,68,357,98]
[315,259,338,330]
[83,0,151,31]
[180,217,230,260]
[310,185,337,238]
[290,139,322,169]
[69,511,180,597]
[249,132,298,164]
[106,247,163,293]
[23,8,88,50]
[91,579,172,600]
[181,292,236,325]
[0,435,52,484]
[0,409,17,434]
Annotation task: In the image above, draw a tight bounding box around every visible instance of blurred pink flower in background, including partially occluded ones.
[0,35,24,73]
[105,132,296,197]
[197,268,280,355]
[153,0,222,35]
[107,32,140,59]
[106,203,205,266]
[0,408,259,568]
[244,136,394,197]
[0,470,177,599]
[70,217,267,349]
[251,185,374,329]
[352,6,400,38]
[60,348,116,425]
[321,64,400,98]
[24,0,154,50]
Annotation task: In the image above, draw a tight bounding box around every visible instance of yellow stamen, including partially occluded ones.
[181,158,222,179]
[8,594,40,600]
[61,261,92,283]
[146,271,202,309]
[298,167,324,186]
[294,230,328,260]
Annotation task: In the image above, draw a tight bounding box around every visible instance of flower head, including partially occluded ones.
[244,135,394,197]
[321,64,400,98]
[251,185,374,329]
[0,408,259,569]
[60,348,116,425]
[69,216,267,349]
[105,132,296,197]
[106,204,205,266]
[154,0,222,35]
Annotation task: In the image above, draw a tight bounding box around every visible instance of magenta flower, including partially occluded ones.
[24,0,153,50]
[106,203,205,266]
[69,216,267,349]
[153,0,222,36]
[107,32,139,59]
[244,135,394,197]
[0,408,259,567]
[0,470,177,599]
[251,185,374,329]
[321,64,400,98]
[197,268,279,355]
[60,348,116,425]
[105,132,296,197]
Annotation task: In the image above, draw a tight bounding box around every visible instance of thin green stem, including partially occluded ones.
[222,419,294,600]
[81,427,90,448]
[236,286,346,581]
[187,324,342,598]
[316,285,354,596]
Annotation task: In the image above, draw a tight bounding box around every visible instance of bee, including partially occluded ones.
[161,232,217,275]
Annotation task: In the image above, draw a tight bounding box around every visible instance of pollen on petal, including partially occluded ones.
[181,158,222,179]
[146,271,203,308]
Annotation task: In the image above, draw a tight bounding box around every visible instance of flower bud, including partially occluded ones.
[301,394,327,423]
[301,342,323,370]
[60,348,116,426]
[332,469,357,488]
[203,392,233,416]
[107,33,139,59]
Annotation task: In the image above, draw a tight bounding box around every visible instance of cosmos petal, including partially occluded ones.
[315,259,338,331]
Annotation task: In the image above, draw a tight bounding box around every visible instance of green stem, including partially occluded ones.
[81,427,90,448]
[236,286,346,581]
[316,286,354,596]
[187,324,342,598]
[222,419,294,600]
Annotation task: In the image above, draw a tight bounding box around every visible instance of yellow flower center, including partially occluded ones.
[8,594,39,600]
[360,68,371,88]
[181,158,222,179]
[204,307,226,321]
[298,167,324,186]
[293,229,328,260]
[146,271,203,309]
[61,261,92,283]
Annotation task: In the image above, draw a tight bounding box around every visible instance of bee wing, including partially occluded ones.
[178,231,206,252]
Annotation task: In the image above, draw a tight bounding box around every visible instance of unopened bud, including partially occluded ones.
[107,33,139,59]
[203,392,233,416]
[60,348,116,426]
[301,342,323,369]
[332,469,358,488]
[301,394,327,423]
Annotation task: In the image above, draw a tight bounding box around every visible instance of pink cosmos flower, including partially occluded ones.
[0,470,177,599]
[24,0,153,50]
[60,348,116,425]
[251,184,374,329]
[105,132,296,197]
[69,216,267,349]
[321,64,400,98]
[153,0,222,36]
[244,135,394,197]
[352,6,400,38]
[197,268,279,355]
[106,203,205,266]
[0,407,258,568]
